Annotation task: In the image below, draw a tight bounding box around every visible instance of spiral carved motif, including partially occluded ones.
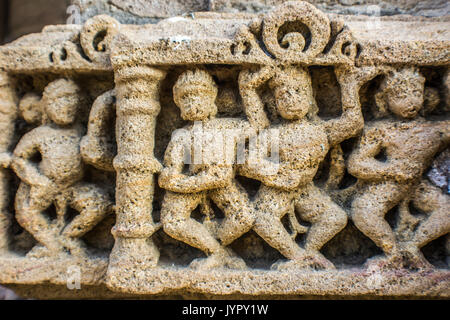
[262,1,331,63]
[80,15,120,65]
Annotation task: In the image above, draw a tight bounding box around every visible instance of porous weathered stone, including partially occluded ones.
[0,1,448,299]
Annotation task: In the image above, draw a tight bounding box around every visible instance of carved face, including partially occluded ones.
[43,92,79,125]
[386,82,424,119]
[274,84,311,120]
[176,90,217,121]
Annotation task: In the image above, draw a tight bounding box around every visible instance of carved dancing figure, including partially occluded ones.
[348,67,450,269]
[11,79,113,257]
[159,69,256,270]
[237,64,382,270]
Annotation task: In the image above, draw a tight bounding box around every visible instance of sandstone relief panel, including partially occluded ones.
[0,1,448,298]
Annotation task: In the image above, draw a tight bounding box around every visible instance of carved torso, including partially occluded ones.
[371,119,448,181]
[34,125,85,185]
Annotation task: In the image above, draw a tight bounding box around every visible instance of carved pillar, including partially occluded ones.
[0,72,17,251]
[109,66,166,269]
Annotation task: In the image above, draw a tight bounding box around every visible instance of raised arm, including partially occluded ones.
[238,66,274,130]
[325,66,387,146]
[11,129,50,186]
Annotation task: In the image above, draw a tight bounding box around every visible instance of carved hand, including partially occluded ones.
[11,156,53,188]
[239,65,276,90]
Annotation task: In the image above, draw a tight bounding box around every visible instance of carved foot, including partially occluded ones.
[223,249,247,270]
[26,245,59,259]
[400,247,435,271]
[307,252,336,270]
[364,254,404,271]
[190,249,247,271]
[60,238,90,258]
[190,255,225,271]
[271,252,335,271]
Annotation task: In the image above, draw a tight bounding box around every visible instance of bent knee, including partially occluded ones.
[15,211,28,227]
[235,208,256,227]
[351,208,367,227]
[332,209,348,230]
[15,207,35,228]
[350,196,373,222]
[160,209,187,237]
[316,208,348,231]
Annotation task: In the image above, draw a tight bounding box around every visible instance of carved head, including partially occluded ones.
[173,69,218,121]
[376,67,425,119]
[19,93,48,125]
[42,79,82,125]
[270,66,314,120]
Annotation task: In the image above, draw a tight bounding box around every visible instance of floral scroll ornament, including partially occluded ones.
[262,1,331,63]
[80,15,121,66]
[231,1,359,65]
[49,15,120,69]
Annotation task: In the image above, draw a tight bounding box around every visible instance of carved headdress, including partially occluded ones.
[173,69,218,107]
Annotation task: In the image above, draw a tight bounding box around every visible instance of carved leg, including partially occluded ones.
[15,183,63,256]
[61,183,113,256]
[295,183,347,269]
[410,181,450,249]
[161,191,245,270]
[403,180,450,269]
[212,180,255,246]
[251,186,306,262]
[109,66,166,270]
[351,181,406,268]
[161,191,224,255]
[63,183,113,238]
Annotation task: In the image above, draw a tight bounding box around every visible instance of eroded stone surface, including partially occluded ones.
[0,1,448,298]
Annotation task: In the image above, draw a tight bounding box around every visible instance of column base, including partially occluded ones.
[108,237,160,271]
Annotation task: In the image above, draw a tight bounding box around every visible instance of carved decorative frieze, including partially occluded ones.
[0,1,448,298]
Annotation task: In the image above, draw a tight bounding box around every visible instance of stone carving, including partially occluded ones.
[235,64,387,271]
[9,79,114,257]
[0,1,448,298]
[348,66,450,270]
[159,69,254,271]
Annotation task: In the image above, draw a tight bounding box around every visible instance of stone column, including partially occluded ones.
[109,66,166,269]
[0,72,17,251]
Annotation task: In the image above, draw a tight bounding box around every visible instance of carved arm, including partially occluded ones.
[325,66,387,146]
[159,132,233,193]
[238,66,275,130]
[11,130,51,187]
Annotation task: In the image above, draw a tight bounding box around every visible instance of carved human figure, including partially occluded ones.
[406,179,450,267]
[11,79,113,257]
[159,69,256,270]
[237,64,381,269]
[348,67,450,269]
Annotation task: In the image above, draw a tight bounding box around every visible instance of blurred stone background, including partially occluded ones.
[0,0,70,44]
[1,0,449,44]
